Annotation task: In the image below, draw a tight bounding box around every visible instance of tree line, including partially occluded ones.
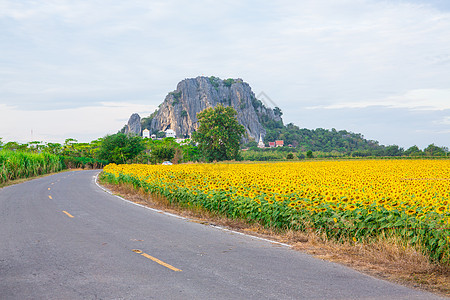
[0,105,244,165]
[1,104,448,166]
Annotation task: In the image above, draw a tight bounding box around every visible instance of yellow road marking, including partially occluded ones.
[62,211,74,218]
[132,249,182,272]
[48,195,52,199]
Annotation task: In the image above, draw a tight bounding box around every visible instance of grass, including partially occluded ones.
[0,150,107,185]
[98,178,450,297]
[0,150,63,183]
[0,150,64,183]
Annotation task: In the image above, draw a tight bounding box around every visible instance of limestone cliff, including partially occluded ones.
[123,113,141,135]
[146,76,282,141]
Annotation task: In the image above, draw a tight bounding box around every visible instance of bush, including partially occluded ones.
[223,78,235,87]
[97,133,145,164]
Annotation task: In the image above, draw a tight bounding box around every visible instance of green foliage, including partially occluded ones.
[169,91,182,105]
[262,122,387,154]
[181,140,201,162]
[150,140,177,163]
[251,97,263,111]
[181,110,188,118]
[43,143,62,155]
[223,78,235,87]
[306,150,314,158]
[141,117,153,130]
[0,150,63,183]
[3,141,27,151]
[244,140,258,148]
[385,145,404,156]
[405,145,423,156]
[97,133,145,164]
[273,107,283,116]
[60,156,108,169]
[286,153,294,159]
[156,131,166,139]
[193,105,245,161]
[241,150,286,161]
[208,76,220,88]
[131,137,201,164]
[424,144,447,157]
[140,110,158,132]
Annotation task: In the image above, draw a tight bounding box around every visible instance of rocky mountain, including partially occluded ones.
[140,76,282,141]
[122,113,141,135]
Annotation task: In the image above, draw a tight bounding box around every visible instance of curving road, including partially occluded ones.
[0,170,444,299]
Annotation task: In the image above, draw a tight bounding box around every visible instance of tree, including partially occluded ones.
[424,144,446,157]
[273,107,283,117]
[385,145,404,156]
[404,145,422,156]
[62,138,78,156]
[3,141,27,151]
[306,150,314,158]
[150,139,177,163]
[156,131,166,139]
[44,143,62,155]
[181,141,201,162]
[97,133,145,164]
[192,104,245,161]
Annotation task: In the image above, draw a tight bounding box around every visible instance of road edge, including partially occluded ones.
[93,172,292,248]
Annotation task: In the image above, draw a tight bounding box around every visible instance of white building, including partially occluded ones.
[142,129,150,138]
[165,129,176,138]
[257,135,265,148]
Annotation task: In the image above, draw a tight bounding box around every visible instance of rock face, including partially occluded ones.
[147,76,282,141]
[123,113,141,135]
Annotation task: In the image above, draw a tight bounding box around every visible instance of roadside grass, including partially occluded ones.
[99,179,450,297]
[0,169,81,189]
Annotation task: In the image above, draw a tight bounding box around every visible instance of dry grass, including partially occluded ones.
[100,181,450,297]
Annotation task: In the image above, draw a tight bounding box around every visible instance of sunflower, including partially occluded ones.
[435,206,446,214]
[405,209,416,215]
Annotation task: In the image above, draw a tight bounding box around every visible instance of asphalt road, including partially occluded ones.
[0,170,445,299]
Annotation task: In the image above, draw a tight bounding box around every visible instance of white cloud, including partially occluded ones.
[0,103,156,143]
[438,116,450,125]
[306,89,450,111]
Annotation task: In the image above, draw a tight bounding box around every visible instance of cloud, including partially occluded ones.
[437,116,450,126]
[0,102,156,143]
[306,89,450,111]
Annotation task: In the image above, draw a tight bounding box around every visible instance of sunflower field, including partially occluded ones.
[102,160,450,263]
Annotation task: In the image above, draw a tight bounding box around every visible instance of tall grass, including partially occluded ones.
[0,150,64,183]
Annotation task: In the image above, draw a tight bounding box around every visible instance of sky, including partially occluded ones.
[1,0,449,149]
